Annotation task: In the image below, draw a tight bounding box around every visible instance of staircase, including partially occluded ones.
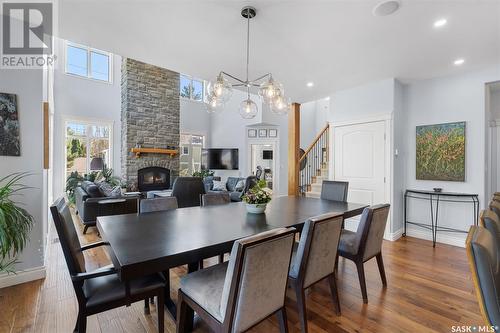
[298,124,330,197]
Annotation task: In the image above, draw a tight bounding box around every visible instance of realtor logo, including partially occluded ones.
[1,2,55,68]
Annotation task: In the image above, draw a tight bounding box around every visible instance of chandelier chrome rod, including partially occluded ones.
[245,6,250,83]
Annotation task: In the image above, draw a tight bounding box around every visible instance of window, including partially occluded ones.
[65,119,112,180]
[65,42,112,82]
[180,74,204,102]
[179,134,205,176]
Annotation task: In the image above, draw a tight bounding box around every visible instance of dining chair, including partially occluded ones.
[320,181,349,201]
[176,227,296,333]
[288,212,344,333]
[140,196,178,213]
[50,197,166,333]
[201,192,231,206]
[479,209,500,239]
[171,177,206,208]
[337,204,390,303]
[490,200,500,218]
[466,225,500,329]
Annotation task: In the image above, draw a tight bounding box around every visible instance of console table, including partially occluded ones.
[403,189,479,247]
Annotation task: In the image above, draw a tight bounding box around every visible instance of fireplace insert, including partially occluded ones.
[137,167,170,192]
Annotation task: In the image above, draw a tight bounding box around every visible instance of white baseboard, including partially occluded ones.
[388,228,403,241]
[403,227,466,248]
[0,266,46,289]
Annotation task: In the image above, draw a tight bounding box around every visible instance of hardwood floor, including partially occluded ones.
[0,211,483,333]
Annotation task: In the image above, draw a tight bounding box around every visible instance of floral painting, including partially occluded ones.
[416,122,465,181]
[0,93,20,156]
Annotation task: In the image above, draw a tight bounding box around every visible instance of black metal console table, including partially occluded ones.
[403,189,479,247]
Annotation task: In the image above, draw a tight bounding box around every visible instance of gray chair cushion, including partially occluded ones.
[180,262,228,322]
[339,229,359,256]
[362,204,390,260]
[84,266,166,308]
[140,197,178,213]
[320,181,349,201]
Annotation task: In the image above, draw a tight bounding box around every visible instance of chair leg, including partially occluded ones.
[150,297,155,304]
[199,260,204,269]
[176,292,188,333]
[295,286,308,333]
[328,274,341,315]
[277,307,289,333]
[144,299,151,315]
[77,313,87,333]
[157,290,165,333]
[83,225,89,234]
[334,254,339,273]
[218,254,224,263]
[376,253,387,286]
[355,261,368,304]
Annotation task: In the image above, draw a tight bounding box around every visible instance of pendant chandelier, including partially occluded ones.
[205,6,290,118]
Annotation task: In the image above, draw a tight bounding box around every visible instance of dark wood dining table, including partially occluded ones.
[97,195,367,321]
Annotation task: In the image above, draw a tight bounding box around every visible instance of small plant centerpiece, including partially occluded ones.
[0,172,35,273]
[242,180,272,214]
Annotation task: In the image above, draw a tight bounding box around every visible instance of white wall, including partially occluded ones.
[491,90,500,120]
[52,39,122,199]
[403,66,500,246]
[0,69,45,274]
[299,99,329,149]
[180,99,211,146]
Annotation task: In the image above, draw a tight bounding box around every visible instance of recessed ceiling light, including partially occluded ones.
[307,82,314,87]
[373,0,401,17]
[454,58,465,66]
[324,97,330,101]
[433,18,447,28]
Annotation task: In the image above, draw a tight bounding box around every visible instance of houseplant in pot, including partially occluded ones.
[242,180,272,214]
[0,172,35,273]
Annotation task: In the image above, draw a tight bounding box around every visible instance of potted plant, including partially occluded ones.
[242,180,272,214]
[0,172,35,273]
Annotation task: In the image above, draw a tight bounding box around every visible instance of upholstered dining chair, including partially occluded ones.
[466,226,500,329]
[490,200,500,218]
[50,197,166,333]
[201,192,231,206]
[171,177,206,208]
[479,209,500,239]
[140,196,178,213]
[288,213,344,333]
[320,181,349,201]
[176,228,296,333]
[337,204,390,303]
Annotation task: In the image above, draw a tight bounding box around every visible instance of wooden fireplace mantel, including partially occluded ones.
[131,148,178,158]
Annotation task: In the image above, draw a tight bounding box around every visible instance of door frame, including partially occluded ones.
[247,138,280,196]
[329,113,393,239]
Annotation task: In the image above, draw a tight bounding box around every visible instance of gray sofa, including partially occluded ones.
[203,176,257,202]
[75,181,138,233]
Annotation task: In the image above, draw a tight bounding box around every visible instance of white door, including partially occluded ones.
[333,121,387,231]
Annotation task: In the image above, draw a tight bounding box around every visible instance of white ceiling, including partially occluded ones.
[58,0,500,103]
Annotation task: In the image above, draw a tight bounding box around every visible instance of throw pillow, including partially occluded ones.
[234,180,245,192]
[212,180,227,191]
[97,182,122,197]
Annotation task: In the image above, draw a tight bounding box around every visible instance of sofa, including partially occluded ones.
[75,181,138,234]
[204,176,257,202]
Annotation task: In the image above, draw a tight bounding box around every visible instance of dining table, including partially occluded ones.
[97,195,368,325]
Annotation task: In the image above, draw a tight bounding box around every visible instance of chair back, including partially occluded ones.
[320,181,349,201]
[49,197,86,275]
[291,213,343,288]
[171,177,206,208]
[357,204,390,261]
[140,197,178,213]
[201,192,231,206]
[466,226,500,328]
[490,200,500,219]
[480,209,500,238]
[220,228,295,332]
[241,176,258,196]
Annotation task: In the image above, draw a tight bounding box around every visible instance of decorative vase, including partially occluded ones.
[245,203,267,214]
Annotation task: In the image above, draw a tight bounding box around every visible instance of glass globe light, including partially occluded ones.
[271,95,291,115]
[205,92,223,113]
[259,77,283,105]
[207,73,233,104]
[239,98,258,119]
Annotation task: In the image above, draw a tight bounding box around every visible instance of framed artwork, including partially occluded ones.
[416,121,466,181]
[248,129,257,138]
[0,93,20,156]
[258,129,267,138]
[269,129,278,137]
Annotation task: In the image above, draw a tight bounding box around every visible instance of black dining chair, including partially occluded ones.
[288,212,344,333]
[140,196,178,213]
[320,181,349,201]
[171,177,206,208]
[337,204,390,303]
[50,197,166,333]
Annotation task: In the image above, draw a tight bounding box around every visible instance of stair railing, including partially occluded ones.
[298,124,329,196]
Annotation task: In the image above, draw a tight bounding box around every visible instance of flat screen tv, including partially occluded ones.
[202,148,239,170]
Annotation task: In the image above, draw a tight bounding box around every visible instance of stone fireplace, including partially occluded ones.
[137,166,170,192]
[120,58,180,190]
